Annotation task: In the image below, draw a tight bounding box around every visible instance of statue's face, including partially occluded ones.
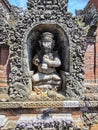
[40,32,54,53]
[41,39,53,53]
[42,40,53,49]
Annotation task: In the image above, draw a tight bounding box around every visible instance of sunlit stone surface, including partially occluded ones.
[0,115,8,128]
[16,113,73,129]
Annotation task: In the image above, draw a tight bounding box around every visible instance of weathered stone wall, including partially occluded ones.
[7,0,86,100]
[0,0,86,100]
[0,0,17,96]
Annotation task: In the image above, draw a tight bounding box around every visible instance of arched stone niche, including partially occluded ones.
[25,24,70,74]
[8,0,86,101]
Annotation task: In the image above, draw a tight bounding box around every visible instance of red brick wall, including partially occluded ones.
[84,27,98,82]
[0,46,10,87]
[0,0,11,12]
[96,27,98,80]
[84,43,95,81]
[90,0,98,9]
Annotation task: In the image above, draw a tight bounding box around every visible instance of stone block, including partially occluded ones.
[0,115,8,128]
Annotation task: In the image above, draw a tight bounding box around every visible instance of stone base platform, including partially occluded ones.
[84,83,98,101]
[0,100,98,109]
[0,113,98,130]
[0,101,97,130]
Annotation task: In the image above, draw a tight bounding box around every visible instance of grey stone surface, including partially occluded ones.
[0,115,8,127]
[1,0,86,100]
[32,32,62,90]
[16,113,73,129]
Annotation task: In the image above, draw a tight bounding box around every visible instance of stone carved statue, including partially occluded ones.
[32,32,61,91]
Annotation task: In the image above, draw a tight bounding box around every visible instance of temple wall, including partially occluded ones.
[90,0,98,9]
[84,26,98,83]
[96,27,98,80]
[0,0,98,129]
[84,25,98,100]
[84,43,95,82]
[0,47,10,88]
[0,0,10,12]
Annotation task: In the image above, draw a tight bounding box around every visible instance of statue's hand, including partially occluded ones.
[35,58,40,65]
[43,55,50,63]
[41,63,48,70]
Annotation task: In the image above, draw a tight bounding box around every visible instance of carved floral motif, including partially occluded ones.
[4,0,86,100]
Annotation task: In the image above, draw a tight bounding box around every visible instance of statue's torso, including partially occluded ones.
[37,52,57,74]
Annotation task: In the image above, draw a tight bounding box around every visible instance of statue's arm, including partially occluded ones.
[44,57,61,67]
[49,57,61,67]
[32,54,40,66]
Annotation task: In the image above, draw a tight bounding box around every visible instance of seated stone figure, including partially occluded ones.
[32,32,61,91]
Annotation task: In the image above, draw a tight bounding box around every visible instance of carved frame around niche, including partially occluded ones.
[8,0,86,100]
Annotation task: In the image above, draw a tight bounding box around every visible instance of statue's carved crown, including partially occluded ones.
[41,32,54,41]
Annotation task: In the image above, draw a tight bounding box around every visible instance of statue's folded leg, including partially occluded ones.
[32,73,61,83]
[32,73,53,83]
[36,80,61,85]
[52,73,61,81]
[32,72,61,90]
[33,84,60,90]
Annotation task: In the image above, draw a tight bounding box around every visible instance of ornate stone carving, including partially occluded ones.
[7,0,86,100]
[61,72,84,98]
[32,32,61,91]
[16,112,73,130]
[83,3,98,26]
[9,82,29,100]
[0,20,10,45]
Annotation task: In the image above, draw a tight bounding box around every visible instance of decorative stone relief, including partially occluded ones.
[83,3,98,26]
[7,0,86,100]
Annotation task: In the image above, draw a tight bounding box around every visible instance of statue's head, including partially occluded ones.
[40,32,55,52]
